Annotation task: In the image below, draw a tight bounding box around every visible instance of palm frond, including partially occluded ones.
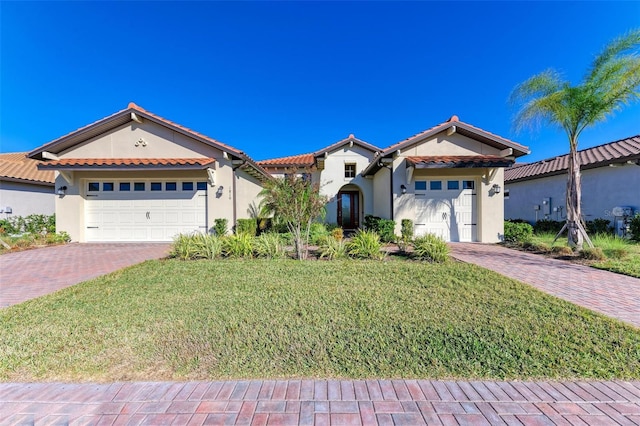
[587,28,640,82]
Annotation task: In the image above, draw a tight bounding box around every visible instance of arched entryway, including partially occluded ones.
[337,184,362,231]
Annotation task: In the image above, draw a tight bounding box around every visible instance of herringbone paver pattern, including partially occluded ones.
[449,243,640,328]
[0,243,171,308]
[1,380,639,425]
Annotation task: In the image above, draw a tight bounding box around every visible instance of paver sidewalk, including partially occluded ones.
[1,380,639,425]
[0,243,171,308]
[449,243,640,328]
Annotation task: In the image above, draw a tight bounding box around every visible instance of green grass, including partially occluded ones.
[530,232,640,278]
[1,259,638,382]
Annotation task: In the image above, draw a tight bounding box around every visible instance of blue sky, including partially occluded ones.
[1,1,638,162]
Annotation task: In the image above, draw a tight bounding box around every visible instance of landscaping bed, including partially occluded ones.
[1,259,638,382]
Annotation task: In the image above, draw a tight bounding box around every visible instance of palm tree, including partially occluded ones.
[510,29,640,249]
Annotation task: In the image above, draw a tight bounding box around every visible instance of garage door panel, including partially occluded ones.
[85,181,207,242]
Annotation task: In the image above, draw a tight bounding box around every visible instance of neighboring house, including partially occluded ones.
[260,116,529,242]
[505,135,640,231]
[258,135,381,229]
[28,104,529,243]
[28,103,270,242]
[0,152,55,218]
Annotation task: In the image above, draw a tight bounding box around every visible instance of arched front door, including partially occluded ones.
[337,191,360,230]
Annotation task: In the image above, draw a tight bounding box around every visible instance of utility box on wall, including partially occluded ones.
[542,198,551,216]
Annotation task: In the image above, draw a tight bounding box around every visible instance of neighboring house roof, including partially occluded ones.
[38,158,216,170]
[258,153,315,169]
[363,115,529,176]
[28,103,271,181]
[0,152,54,186]
[505,135,640,183]
[406,155,514,169]
[258,134,381,171]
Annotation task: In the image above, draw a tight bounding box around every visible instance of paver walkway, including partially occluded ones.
[1,380,639,425]
[0,243,171,308]
[449,243,640,329]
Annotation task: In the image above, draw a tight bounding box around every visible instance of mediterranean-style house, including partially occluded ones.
[28,103,529,243]
[0,153,55,218]
[505,135,640,233]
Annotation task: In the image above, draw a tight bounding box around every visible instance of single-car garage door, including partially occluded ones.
[85,180,207,242]
[414,178,477,242]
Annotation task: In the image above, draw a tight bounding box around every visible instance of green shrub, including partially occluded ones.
[223,233,254,258]
[45,231,71,245]
[413,234,449,263]
[401,219,414,241]
[236,218,257,236]
[586,218,612,235]
[317,236,348,260]
[171,233,223,260]
[533,219,564,234]
[309,222,329,245]
[0,214,56,235]
[377,219,396,243]
[214,218,228,236]
[363,215,380,231]
[254,232,286,259]
[504,221,533,243]
[346,229,384,260]
[579,247,606,261]
[630,213,640,242]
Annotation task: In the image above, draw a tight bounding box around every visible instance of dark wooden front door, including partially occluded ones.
[337,191,359,229]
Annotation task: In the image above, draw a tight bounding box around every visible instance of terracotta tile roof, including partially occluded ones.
[406,155,514,168]
[38,158,216,169]
[0,152,54,185]
[257,153,315,168]
[505,135,640,182]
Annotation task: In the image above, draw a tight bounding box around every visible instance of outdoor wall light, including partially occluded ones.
[492,184,501,194]
[400,184,407,194]
[57,186,68,196]
[216,185,224,196]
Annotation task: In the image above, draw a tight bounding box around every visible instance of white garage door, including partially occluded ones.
[414,178,477,242]
[85,180,208,242]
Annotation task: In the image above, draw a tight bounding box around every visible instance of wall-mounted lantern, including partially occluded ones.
[492,184,501,194]
[400,184,407,194]
[57,186,68,196]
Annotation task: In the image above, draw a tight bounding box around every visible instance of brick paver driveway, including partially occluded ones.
[449,243,640,328]
[0,243,171,308]
[1,380,639,425]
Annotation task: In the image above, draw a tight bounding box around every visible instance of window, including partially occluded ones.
[430,181,442,190]
[88,182,99,192]
[119,182,131,191]
[447,180,459,190]
[504,189,510,199]
[103,182,114,191]
[301,173,311,182]
[166,182,177,191]
[196,182,208,191]
[182,182,194,191]
[415,181,427,191]
[463,180,475,190]
[150,182,162,191]
[344,163,356,178]
[134,182,145,191]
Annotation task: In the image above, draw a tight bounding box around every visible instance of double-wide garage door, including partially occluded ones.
[85,180,207,242]
[414,178,477,242]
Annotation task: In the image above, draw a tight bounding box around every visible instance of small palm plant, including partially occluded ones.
[346,229,384,260]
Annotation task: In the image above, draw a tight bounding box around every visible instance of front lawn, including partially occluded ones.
[1,259,638,382]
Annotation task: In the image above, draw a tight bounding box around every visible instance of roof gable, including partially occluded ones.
[505,135,640,182]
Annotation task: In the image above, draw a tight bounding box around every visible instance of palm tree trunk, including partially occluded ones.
[566,137,583,249]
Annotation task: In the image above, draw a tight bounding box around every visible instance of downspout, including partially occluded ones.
[231,160,247,226]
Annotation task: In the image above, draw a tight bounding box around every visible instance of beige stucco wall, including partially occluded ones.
[319,145,376,225]
[51,119,263,241]
[0,181,55,218]
[372,130,506,242]
[505,163,640,224]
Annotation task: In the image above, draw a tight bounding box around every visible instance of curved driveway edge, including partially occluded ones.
[449,243,640,329]
[0,243,171,308]
[1,380,639,425]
